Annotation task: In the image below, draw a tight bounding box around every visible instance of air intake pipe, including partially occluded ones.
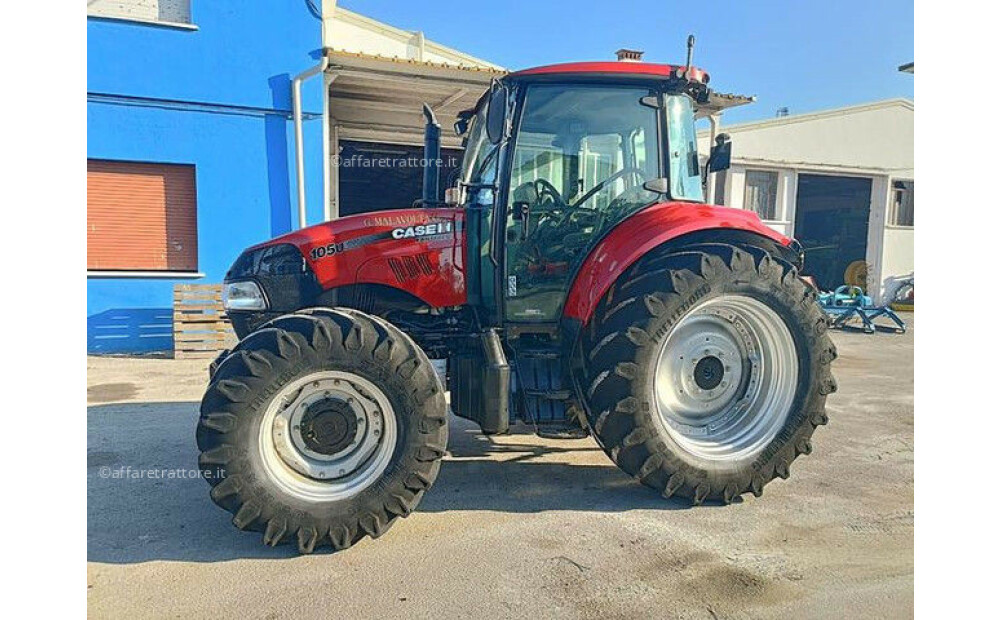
[421,103,441,206]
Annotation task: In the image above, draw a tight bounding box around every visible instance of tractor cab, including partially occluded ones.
[446,61,731,328]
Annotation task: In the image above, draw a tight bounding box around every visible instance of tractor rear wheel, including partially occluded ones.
[579,242,836,504]
[196,308,448,553]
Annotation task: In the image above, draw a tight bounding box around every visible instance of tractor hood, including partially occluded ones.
[233,207,467,310]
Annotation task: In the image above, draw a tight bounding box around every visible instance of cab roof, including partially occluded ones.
[509,61,710,85]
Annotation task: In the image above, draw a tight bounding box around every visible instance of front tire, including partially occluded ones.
[579,242,837,504]
[196,308,448,553]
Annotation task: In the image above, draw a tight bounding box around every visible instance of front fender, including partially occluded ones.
[562,201,790,322]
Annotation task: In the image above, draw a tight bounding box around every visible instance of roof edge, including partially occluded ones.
[707,98,914,134]
[325,49,505,78]
[331,7,505,71]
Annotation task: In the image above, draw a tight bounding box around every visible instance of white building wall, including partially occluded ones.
[881,228,914,300]
[706,101,913,172]
[704,100,913,303]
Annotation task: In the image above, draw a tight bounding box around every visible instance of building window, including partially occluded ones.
[744,170,779,220]
[890,180,914,226]
[87,160,198,272]
[87,0,192,26]
[712,170,727,206]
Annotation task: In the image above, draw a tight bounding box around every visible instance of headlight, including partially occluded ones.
[222,280,267,311]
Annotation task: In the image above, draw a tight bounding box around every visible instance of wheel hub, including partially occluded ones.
[300,399,358,456]
[693,355,725,390]
[258,371,397,502]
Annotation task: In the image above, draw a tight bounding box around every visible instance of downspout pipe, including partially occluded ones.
[292,52,329,229]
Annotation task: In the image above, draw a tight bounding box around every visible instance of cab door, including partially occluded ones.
[503,83,661,323]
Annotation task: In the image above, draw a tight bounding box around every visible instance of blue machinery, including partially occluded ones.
[818,285,906,334]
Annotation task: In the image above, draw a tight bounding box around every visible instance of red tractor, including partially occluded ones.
[198,54,837,554]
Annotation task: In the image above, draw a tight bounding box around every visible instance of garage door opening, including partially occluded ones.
[337,141,462,216]
[794,174,872,291]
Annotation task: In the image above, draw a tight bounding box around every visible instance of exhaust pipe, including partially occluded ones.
[421,103,441,206]
[683,34,695,79]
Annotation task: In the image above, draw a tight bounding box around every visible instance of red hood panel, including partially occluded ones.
[257,208,467,309]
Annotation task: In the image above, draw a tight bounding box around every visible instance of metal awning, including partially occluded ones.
[696,91,756,119]
[326,50,503,148]
[327,51,754,143]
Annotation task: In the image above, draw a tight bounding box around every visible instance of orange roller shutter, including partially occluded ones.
[87,160,198,271]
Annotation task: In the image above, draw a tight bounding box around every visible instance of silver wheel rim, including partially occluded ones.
[258,370,397,502]
[650,295,798,462]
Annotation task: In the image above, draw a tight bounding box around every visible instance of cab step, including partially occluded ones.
[523,389,572,400]
[517,348,561,360]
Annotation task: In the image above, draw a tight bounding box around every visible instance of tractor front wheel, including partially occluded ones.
[196,308,448,553]
[580,242,836,504]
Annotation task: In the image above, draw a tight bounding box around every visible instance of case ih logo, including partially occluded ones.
[391,222,453,240]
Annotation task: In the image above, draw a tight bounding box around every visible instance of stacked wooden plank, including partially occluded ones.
[173,284,235,359]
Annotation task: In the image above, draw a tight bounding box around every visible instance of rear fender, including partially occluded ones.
[562,201,790,322]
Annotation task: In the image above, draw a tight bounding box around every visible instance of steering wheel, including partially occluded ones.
[571,167,646,208]
[532,178,567,210]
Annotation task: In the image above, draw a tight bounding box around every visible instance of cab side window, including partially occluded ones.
[504,84,660,322]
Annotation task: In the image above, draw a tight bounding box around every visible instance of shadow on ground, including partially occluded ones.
[88,401,694,564]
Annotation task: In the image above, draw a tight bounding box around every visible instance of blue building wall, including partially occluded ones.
[87,3,326,353]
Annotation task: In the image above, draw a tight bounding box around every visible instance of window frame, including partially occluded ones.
[743,168,782,222]
[86,158,203,279]
[887,178,914,228]
[663,94,705,202]
[87,0,198,31]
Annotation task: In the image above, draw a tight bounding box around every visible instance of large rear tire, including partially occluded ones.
[196,308,448,553]
[579,242,836,504]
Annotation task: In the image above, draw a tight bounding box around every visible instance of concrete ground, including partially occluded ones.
[87,316,913,619]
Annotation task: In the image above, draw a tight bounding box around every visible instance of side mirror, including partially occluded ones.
[454,110,473,136]
[708,133,732,172]
[485,84,508,145]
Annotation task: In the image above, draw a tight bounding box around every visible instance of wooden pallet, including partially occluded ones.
[173,284,235,359]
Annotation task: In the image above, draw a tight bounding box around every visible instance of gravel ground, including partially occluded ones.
[87,315,913,619]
